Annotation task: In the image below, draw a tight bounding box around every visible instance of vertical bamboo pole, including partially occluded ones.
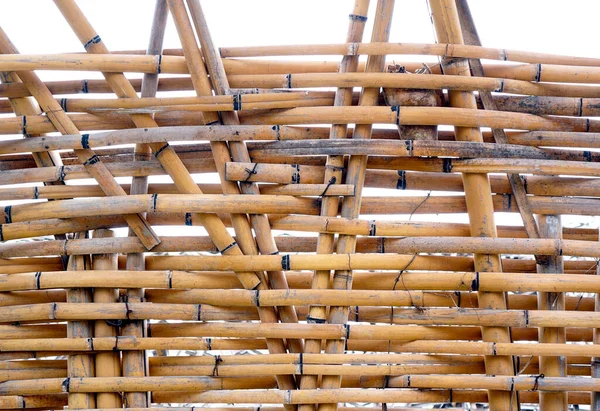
[92,228,122,409]
[66,232,95,409]
[298,1,370,407]
[0,27,160,251]
[318,3,394,411]
[428,1,517,409]
[536,215,567,410]
[165,1,299,403]
[121,1,169,408]
[185,0,304,354]
[53,0,262,292]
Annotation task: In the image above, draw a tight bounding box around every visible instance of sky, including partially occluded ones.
[0,0,598,232]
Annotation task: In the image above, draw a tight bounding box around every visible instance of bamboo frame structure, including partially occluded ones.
[2,1,600,411]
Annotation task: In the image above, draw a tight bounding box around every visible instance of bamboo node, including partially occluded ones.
[33,186,39,199]
[152,193,158,212]
[21,115,26,136]
[298,352,304,375]
[254,290,260,307]
[285,73,292,89]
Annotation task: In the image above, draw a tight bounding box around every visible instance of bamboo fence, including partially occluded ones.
[2,1,600,410]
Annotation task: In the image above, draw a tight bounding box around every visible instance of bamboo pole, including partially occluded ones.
[0,27,160,250]
[429,1,516,409]
[91,229,122,409]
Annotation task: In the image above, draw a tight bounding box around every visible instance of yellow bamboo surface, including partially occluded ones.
[3,1,600,411]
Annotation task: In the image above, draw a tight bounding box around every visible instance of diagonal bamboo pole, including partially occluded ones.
[164,0,299,401]
[428,0,517,409]
[298,2,370,408]
[184,0,303,352]
[52,0,261,291]
[0,27,160,250]
[121,1,169,407]
[317,2,394,411]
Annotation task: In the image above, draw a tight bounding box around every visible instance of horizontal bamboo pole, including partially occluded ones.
[2,270,600,294]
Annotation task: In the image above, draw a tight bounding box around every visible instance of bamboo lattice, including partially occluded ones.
[1,1,600,410]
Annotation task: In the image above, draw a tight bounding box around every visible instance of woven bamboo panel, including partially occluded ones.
[1,1,600,410]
